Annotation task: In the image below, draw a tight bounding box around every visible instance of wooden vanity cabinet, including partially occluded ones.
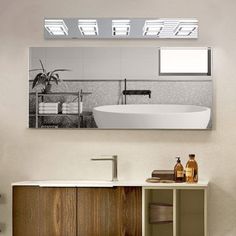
[13,187,40,236]
[77,187,142,236]
[13,186,142,236]
[13,187,77,236]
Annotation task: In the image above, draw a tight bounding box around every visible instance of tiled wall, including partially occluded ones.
[29,80,212,110]
[29,80,213,128]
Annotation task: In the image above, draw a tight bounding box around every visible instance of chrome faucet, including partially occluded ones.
[91,155,118,181]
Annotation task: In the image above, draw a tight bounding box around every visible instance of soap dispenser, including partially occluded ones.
[174,157,184,182]
[186,154,198,183]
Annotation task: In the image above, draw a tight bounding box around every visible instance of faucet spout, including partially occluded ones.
[91,155,118,181]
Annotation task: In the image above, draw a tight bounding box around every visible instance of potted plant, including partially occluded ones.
[30,60,70,93]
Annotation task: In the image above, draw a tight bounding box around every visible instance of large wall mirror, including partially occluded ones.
[28,47,212,129]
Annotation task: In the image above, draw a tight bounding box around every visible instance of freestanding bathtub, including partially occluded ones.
[93,104,211,129]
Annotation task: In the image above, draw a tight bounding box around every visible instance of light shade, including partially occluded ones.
[174,20,198,36]
[78,20,98,36]
[112,20,130,36]
[44,19,68,36]
[143,20,164,36]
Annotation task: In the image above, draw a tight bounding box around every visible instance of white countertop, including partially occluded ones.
[12,180,209,188]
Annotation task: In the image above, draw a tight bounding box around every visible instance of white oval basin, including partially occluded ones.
[93,104,211,129]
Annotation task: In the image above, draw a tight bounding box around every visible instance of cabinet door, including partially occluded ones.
[77,187,142,236]
[13,187,77,236]
[13,186,40,236]
[39,187,77,236]
[77,187,119,236]
[119,187,142,236]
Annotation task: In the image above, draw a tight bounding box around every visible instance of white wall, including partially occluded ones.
[0,0,236,235]
[30,47,211,80]
[30,47,159,80]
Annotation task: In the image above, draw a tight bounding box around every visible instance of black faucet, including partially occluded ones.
[122,78,151,104]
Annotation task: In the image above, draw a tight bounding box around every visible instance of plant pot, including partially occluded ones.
[44,84,52,93]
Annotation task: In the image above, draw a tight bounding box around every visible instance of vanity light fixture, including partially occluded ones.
[44,18,198,39]
[78,19,98,36]
[112,20,130,36]
[44,19,68,35]
[174,20,198,36]
[143,20,164,36]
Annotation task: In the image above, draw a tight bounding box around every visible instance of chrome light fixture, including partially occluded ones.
[112,20,130,36]
[174,20,198,36]
[44,18,198,39]
[78,19,98,36]
[44,19,68,35]
[143,20,164,36]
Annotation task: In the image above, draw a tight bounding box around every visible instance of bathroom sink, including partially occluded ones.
[38,180,114,187]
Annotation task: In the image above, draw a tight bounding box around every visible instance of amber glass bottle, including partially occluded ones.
[185,154,198,183]
[174,157,184,182]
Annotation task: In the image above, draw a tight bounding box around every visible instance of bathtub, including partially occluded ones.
[93,104,211,129]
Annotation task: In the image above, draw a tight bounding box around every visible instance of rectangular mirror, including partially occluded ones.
[29,47,212,129]
[159,47,211,76]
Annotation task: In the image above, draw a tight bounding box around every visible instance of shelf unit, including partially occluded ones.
[29,91,91,128]
[142,184,208,236]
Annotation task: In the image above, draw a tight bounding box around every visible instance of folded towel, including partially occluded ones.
[39,102,59,107]
[39,111,58,114]
[39,108,58,111]
[62,103,78,108]
[39,108,58,113]
[62,108,78,111]
[62,110,78,114]
[39,106,58,109]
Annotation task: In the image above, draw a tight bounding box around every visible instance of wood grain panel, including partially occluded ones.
[39,187,76,236]
[13,186,40,236]
[77,187,142,236]
[119,187,142,236]
[77,187,120,236]
[13,186,142,236]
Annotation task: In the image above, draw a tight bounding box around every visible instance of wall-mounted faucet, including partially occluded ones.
[91,155,118,181]
[122,78,151,104]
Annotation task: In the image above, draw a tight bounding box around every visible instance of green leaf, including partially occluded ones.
[31,64,69,89]
[32,73,42,89]
[51,75,59,85]
[51,69,70,74]
[39,60,46,73]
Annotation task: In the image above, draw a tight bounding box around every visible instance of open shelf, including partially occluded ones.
[142,186,207,236]
[176,189,205,236]
[29,91,81,128]
[144,189,174,236]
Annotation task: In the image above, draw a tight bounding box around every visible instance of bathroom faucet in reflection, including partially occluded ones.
[122,78,151,104]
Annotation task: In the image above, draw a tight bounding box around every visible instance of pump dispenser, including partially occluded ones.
[174,157,184,182]
[186,154,198,183]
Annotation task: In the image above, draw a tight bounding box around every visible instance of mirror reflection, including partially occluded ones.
[29,47,212,129]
